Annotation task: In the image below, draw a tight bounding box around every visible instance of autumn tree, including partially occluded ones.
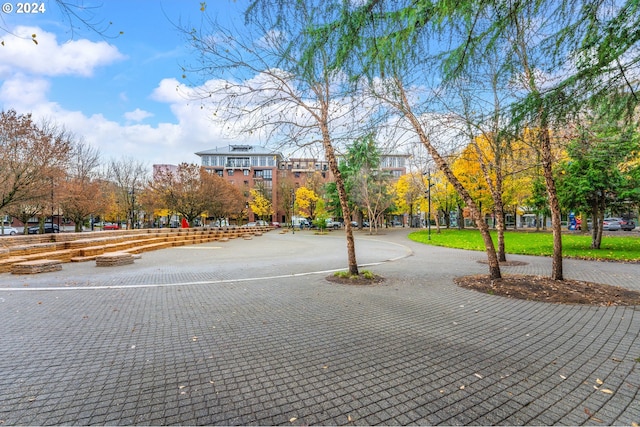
[249,189,273,221]
[152,163,218,225]
[0,110,72,215]
[58,142,107,231]
[276,174,296,225]
[295,187,319,219]
[203,171,245,225]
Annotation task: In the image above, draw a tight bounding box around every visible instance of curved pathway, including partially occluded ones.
[0,228,638,425]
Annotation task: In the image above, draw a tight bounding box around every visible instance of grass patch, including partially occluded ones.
[409,229,640,262]
[333,270,376,279]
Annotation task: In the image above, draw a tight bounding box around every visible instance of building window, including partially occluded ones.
[227,170,234,176]
[216,170,223,177]
[243,169,249,176]
[227,157,250,168]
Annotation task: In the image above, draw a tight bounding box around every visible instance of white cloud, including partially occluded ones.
[0,74,51,108]
[0,26,125,77]
[124,108,153,122]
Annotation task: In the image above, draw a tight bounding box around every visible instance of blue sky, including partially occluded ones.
[0,0,260,166]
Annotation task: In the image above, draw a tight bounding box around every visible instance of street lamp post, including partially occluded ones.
[425,169,434,240]
[290,189,295,235]
[128,188,136,229]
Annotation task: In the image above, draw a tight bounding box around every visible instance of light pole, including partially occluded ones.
[128,188,136,229]
[290,189,295,235]
[425,169,434,240]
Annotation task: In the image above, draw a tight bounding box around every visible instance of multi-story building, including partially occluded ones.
[379,153,408,178]
[195,144,283,222]
[192,144,409,224]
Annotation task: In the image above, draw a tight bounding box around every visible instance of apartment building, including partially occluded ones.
[193,144,409,223]
[195,144,283,222]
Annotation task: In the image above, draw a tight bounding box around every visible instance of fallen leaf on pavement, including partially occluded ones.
[584,407,603,423]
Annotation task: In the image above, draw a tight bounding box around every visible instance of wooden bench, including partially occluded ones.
[11,259,62,274]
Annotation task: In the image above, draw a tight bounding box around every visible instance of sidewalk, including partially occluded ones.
[0,228,638,425]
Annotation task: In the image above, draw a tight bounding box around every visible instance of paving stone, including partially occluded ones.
[0,229,638,425]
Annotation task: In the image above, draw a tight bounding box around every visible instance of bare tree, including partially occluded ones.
[182,4,377,275]
[107,157,148,230]
[1,1,121,45]
[366,74,504,279]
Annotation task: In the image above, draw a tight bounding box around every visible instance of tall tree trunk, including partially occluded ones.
[396,79,501,279]
[540,127,563,280]
[590,202,602,249]
[321,125,358,275]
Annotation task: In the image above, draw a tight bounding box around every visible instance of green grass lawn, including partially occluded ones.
[408,228,640,262]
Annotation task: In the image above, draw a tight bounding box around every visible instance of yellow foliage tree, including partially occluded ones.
[295,187,319,218]
[249,189,273,220]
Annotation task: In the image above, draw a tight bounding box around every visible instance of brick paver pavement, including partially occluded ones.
[0,228,638,425]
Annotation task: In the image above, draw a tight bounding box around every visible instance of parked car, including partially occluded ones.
[27,223,60,234]
[326,219,342,229]
[271,222,281,228]
[103,223,120,230]
[614,218,636,231]
[1,226,18,236]
[602,218,621,231]
[242,222,257,228]
[350,221,359,228]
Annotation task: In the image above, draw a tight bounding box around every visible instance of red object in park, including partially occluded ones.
[181,218,189,228]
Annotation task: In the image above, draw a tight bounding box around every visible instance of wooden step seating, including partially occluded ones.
[0,226,271,273]
[11,259,63,274]
[96,252,134,267]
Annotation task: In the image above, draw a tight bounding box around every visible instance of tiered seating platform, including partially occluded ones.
[0,226,271,273]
